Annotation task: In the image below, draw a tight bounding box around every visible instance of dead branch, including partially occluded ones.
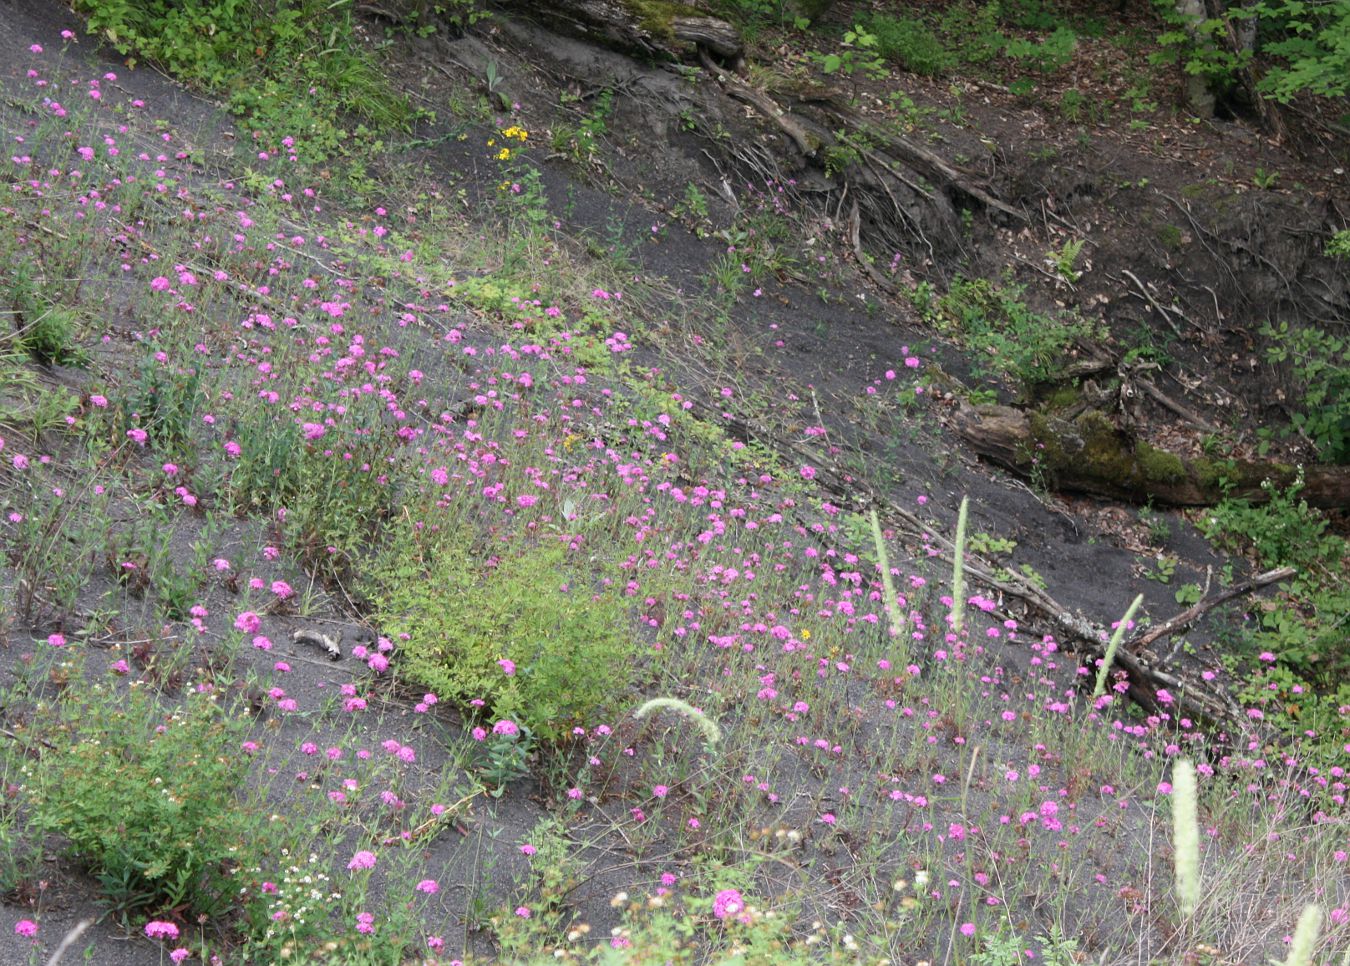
[1124,566,1297,655]
[1135,376,1223,434]
[293,628,343,660]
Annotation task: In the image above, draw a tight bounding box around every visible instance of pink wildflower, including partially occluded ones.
[347,850,377,871]
[712,889,744,920]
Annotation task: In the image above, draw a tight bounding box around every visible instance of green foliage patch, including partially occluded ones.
[70,0,415,160]
[1151,0,1350,103]
[366,526,642,741]
[918,275,1095,389]
[25,680,259,921]
[1200,473,1349,767]
[1260,321,1350,465]
[862,13,956,76]
[5,258,81,367]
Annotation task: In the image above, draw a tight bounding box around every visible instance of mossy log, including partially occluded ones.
[503,0,742,61]
[956,403,1350,509]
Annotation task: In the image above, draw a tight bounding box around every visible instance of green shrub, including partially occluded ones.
[1151,0,1350,103]
[366,527,642,741]
[25,681,259,920]
[70,0,413,161]
[1201,471,1335,574]
[1004,25,1078,73]
[863,13,956,76]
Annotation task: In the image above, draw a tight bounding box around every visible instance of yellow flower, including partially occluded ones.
[800,628,811,640]
[497,148,512,161]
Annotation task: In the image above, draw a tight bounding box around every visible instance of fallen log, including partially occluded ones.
[504,0,743,62]
[956,403,1350,509]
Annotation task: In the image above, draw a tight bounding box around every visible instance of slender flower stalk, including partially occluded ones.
[1092,594,1144,703]
[1171,758,1201,919]
[869,509,907,664]
[634,698,721,747]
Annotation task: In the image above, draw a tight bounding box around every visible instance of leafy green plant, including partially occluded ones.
[25,679,260,920]
[552,89,613,165]
[1253,166,1280,189]
[1326,228,1350,259]
[476,722,536,795]
[1146,554,1178,584]
[937,1,1007,65]
[0,755,36,895]
[1151,0,1253,96]
[1251,0,1350,100]
[1201,473,1348,695]
[1139,503,1172,545]
[1058,87,1087,120]
[674,182,712,235]
[969,920,1027,964]
[366,527,642,741]
[1174,582,1203,605]
[1004,25,1078,73]
[1045,237,1086,284]
[1201,472,1333,573]
[967,531,1017,555]
[1152,0,1350,103]
[822,138,861,177]
[811,26,888,79]
[1261,321,1350,464]
[119,343,204,466]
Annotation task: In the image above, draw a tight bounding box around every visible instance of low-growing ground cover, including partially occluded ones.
[0,13,1345,966]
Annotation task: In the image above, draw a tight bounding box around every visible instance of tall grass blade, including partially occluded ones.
[1091,593,1144,703]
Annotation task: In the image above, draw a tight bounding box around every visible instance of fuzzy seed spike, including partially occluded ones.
[1171,758,1201,919]
[634,697,721,747]
[950,496,969,633]
[1092,594,1144,703]
[1283,904,1323,966]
